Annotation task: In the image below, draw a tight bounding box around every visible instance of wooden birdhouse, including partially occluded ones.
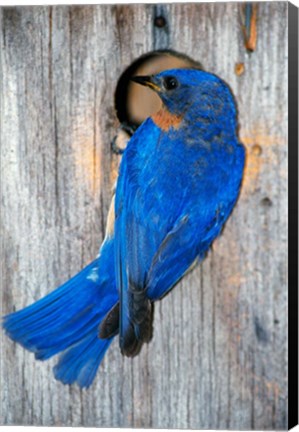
[1,3,296,430]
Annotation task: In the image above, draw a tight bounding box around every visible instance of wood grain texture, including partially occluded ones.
[1,3,288,429]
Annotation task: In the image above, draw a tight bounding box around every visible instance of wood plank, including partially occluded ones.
[1,3,288,429]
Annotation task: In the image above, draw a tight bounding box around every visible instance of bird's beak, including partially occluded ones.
[130,75,161,92]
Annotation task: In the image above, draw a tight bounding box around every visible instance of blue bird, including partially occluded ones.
[3,68,245,387]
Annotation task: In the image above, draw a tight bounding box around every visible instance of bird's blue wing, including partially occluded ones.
[145,205,228,301]
[145,140,245,302]
[115,117,244,356]
[145,214,198,301]
[116,179,226,355]
[115,119,162,356]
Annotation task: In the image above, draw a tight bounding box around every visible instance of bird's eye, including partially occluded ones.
[163,76,179,91]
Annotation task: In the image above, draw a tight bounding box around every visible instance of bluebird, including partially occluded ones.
[3,68,245,388]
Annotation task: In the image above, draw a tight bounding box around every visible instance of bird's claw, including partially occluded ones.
[111,122,138,155]
[111,136,125,155]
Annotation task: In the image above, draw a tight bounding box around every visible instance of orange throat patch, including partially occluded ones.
[151,106,183,131]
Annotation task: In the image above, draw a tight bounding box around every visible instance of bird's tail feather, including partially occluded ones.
[53,331,112,388]
[2,259,117,388]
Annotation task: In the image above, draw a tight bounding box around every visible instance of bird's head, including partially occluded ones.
[131,69,237,129]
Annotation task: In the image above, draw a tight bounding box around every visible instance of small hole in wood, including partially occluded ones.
[252,144,262,155]
[261,197,273,207]
[235,62,245,76]
[114,50,203,128]
[154,16,167,28]
[254,316,269,344]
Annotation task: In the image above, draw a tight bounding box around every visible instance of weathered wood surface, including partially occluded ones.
[0,3,288,429]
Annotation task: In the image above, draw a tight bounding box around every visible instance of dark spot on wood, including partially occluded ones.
[274,319,279,325]
[261,197,273,207]
[2,7,21,28]
[113,4,133,29]
[154,16,166,28]
[26,21,33,31]
[235,62,245,76]
[254,316,269,344]
[252,144,262,155]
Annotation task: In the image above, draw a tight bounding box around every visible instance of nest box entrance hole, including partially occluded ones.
[112,50,202,153]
